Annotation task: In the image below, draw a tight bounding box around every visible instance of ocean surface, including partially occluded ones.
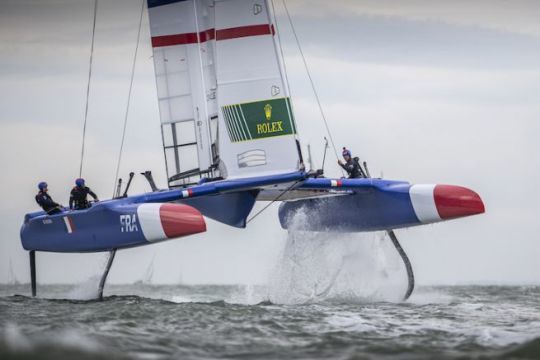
[1,283,540,359]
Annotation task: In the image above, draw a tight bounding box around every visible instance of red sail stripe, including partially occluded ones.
[199,28,216,42]
[152,32,199,47]
[216,24,274,41]
[151,24,274,48]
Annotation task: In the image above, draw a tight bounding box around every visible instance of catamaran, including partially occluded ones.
[20,0,484,300]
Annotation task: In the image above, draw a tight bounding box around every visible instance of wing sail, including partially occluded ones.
[147,0,303,186]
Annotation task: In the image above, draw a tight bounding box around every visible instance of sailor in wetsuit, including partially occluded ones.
[35,182,64,215]
[338,147,364,179]
[70,178,99,210]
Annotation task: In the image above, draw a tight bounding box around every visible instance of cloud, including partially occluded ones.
[288,20,540,72]
[283,0,540,38]
[284,55,540,107]
[0,0,153,79]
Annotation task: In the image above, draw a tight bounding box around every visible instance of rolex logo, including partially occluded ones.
[264,104,272,121]
[221,98,295,140]
[257,103,283,135]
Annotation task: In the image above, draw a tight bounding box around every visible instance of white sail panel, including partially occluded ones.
[214,0,302,178]
[147,0,217,187]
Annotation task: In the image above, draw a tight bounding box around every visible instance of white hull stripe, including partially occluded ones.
[137,204,166,242]
[409,184,442,223]
[63,216,74,234]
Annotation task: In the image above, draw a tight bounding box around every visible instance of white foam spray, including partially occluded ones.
[66,253,112,300]
[4,322,32,352]
[265,207,408,304]
[66,275,102,300]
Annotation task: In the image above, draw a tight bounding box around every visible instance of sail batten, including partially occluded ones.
[217,76,282,86]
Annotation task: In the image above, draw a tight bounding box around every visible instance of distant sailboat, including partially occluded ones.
[143,257,154,285]
[7,259,19,285]
[135,255,155,285]
[178,265,184,285]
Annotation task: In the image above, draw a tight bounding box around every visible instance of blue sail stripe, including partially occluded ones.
[147,0,188,9]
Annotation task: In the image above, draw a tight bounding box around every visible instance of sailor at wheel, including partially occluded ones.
[338,147,365,179]
[70,178,99,210]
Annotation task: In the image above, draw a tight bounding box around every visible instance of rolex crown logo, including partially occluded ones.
[264,104,272,121]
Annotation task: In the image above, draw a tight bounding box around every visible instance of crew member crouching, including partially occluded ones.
[35,182,64,215]
[70,178,99,210]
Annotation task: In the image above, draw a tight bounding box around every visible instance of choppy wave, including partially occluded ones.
[1,285,540,359]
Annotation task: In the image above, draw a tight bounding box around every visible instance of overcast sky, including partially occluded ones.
[1,0,539,287]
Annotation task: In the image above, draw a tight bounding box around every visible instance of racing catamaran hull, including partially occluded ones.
[21,202,206,253]
[278,178,485,232]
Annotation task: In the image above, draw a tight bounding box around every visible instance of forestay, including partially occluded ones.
[147,0,303,187]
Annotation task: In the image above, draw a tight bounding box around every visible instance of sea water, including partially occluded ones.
[2,229,540,359]
[2,284,540,359]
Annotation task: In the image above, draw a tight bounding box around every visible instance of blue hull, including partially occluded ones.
[279,178,485,232]
[22,202,154,252]
[21,200,207,253]
[279,182,419,232]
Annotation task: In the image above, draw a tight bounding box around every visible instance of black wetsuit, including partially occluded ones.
[70,186,98,210]
[35,191,63,215]
[339,158,364,179]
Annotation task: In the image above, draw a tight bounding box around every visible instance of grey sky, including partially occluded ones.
[1,0,539,286]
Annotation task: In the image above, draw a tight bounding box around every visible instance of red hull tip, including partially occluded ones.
[434,185,485,220]
[159,203,207,238]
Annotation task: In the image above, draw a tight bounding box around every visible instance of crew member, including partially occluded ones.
[35,182,64,215]
[70,178,99,210]
[338,147,364,179]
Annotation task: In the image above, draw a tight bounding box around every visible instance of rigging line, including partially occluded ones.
[281,0,344,176]
[246,180,301,224]
[269,0,306,167]
[269,0,293,100]
[112,0,145,197]
[79,0,98,178]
